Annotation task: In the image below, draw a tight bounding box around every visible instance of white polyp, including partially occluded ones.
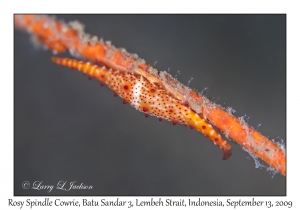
[68,20,85,32]
[43,22,48,29]
[187,77,193,86]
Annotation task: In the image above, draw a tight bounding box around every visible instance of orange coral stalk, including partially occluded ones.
[14,14,286,176]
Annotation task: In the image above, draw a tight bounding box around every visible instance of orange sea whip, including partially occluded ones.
[14,14,286,176]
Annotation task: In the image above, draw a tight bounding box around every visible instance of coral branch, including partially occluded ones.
[14,14,286,176]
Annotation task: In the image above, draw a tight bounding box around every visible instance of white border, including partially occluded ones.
[2,0,299,209]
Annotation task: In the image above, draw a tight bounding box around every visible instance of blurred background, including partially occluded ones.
[14,14,286,195]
